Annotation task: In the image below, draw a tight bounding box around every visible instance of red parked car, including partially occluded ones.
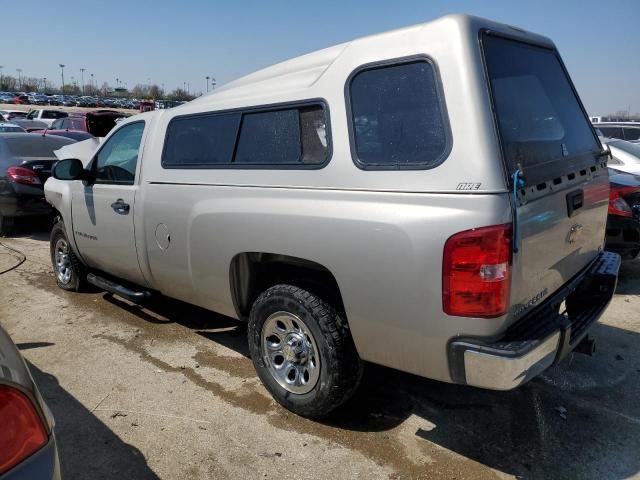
[606,168,640,259]
[12,94,29,105]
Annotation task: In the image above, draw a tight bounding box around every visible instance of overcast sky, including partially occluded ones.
[2,0,638,114]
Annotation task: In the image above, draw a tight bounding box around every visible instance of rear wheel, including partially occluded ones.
[50,221,86,291]
[248,284,363,418]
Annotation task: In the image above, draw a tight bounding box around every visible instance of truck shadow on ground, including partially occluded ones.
[330,321,640,480]
[616,258,640,294]
[103,294,251,357]
[0,215,52,241]
[103,290,640,480]
[24,358,160,480]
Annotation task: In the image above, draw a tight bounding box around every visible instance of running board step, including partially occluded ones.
[87,273,152,303]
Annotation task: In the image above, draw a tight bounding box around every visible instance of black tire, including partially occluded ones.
[0,216,14,236]
[248,284,363,418]
[50,221,87,291]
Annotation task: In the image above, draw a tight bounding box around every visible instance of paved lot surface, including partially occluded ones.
[1,221,639,479]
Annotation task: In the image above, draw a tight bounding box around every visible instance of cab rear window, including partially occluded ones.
[482,34,598,173]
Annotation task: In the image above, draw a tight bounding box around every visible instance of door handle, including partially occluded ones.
[110,199,130,214]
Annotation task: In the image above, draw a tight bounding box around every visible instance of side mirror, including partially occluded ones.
[52,158,89,181]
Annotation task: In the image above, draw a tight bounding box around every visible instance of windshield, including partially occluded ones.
[483,34,598,174]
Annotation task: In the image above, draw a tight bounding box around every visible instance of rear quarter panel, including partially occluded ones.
[141,185,511,382]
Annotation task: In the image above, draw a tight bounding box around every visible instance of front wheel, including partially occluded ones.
[50,221,86,291]
[248,284,363,418]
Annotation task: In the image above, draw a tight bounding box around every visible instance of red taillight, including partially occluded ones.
[443,224,512,318]
[608,186,638,218]
[6,166,41,186]
[0,386,48,474]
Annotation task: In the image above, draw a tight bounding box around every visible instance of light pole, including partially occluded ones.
[59,64,65,94]
[90,73,94,95]
[80,68,85,95]
[16,69,22,90]
[205,76,210,93]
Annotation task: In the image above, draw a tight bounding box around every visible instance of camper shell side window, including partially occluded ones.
[161,100,331,170]
[345,56,451,170]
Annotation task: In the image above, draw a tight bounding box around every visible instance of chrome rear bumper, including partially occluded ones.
[448,251,620,390]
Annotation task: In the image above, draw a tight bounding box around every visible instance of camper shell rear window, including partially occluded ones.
[481,33,599,184]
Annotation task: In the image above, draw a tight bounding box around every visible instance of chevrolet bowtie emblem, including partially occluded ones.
[567,224,583,244]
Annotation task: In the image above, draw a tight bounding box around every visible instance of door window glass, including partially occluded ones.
[94,122,145,185]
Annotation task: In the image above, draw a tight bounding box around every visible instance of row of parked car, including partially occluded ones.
[0,91,140,110]
[0,108,127,137]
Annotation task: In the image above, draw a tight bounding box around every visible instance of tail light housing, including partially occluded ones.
[608,185,638,218]
[0,386,48,474]
[6,166,41,185]
[443,224,512,318]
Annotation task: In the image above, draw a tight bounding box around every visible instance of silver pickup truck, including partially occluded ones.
[45,14,620,418]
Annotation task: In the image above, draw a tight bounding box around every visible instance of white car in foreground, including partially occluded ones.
[603,139,640,175]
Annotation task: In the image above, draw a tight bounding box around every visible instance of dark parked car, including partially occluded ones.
[0,123,26,133]
[29,129,94,141]
[9,119,49,133]
[0,323,60,479]
[606,168,640,259]
[0,133,75,234]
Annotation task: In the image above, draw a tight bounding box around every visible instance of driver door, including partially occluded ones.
[71,121,146,285]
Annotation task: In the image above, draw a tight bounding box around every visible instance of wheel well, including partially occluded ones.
[230,253,345,320]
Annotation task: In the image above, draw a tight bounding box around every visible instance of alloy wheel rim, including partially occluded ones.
[261,311,321,395]
[54,238,72,285]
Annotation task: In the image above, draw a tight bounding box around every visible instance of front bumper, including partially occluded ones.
[448,251,621,390]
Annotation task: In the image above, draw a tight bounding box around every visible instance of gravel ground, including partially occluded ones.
[1,221,639,480]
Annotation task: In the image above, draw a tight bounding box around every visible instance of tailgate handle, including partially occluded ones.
[566,189,584,217]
